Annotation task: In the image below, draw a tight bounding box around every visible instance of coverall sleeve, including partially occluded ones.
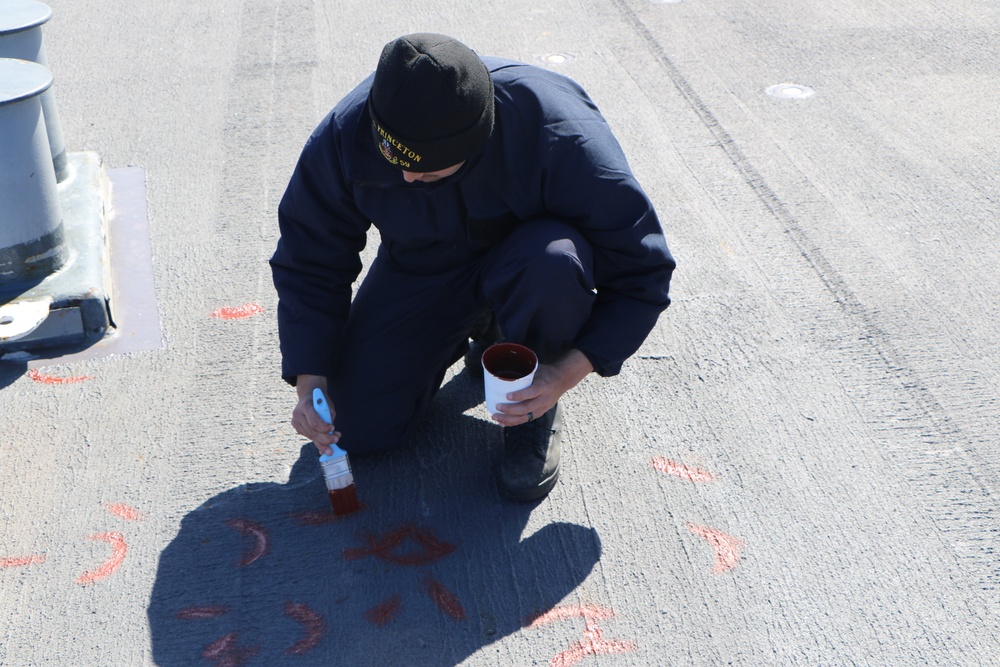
[540,113,675,376]
[269,123,371,385]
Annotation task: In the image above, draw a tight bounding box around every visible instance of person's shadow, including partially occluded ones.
[0,359,25,390]
[147,372,601,666]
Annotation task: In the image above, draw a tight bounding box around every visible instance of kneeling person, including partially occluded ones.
[270,33,675,500]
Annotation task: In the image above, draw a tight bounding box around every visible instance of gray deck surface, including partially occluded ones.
[1,0,998,664]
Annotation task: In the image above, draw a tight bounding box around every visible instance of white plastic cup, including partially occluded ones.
[482,342,538,416]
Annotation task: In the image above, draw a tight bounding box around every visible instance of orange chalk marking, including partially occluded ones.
[0,554,46,568]
[364,595,403,627]
[27,369,91,384]
[650,457,717,483]
[686,523,746,574]
[76,532,127,584]
[422,577,466,621]
[284,601,326,655]
[106,503,145,521]
[210,303,264,320]
[176,605,230,619]
[225,519,270,566]
[528,605,636,667]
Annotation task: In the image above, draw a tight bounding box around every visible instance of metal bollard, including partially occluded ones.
[0,58,66,297]
[0,0,68,182]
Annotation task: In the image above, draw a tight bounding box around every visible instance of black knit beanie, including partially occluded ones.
[368,33,495,172]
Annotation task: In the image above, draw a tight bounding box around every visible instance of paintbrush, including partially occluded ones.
[313,387,360,516]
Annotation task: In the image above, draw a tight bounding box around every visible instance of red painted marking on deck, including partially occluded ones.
[27,369,91,384]
[286,509,338,526]
[0,554,46,568]
[686,523,746,574]
[76,532,127,584]
[176,605,230,619]
[218,648,260,667]
[210,303,264,320]
[343,524,455,566]
[422,577,466,621]
[203,633,260,667]
[284,601,326,654]
[363,595,403,626]
[203,633,238,659]
[106,503,145,521]
[528,605,636,666]
[225,519,270,566]
[650,457,717,483]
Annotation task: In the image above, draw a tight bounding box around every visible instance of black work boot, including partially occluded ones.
[497,403,562,501]
[464,311,501,379]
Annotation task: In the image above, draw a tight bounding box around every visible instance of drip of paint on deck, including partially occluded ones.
[211,303,264,320]
[27,369,91,384]
[686,523,745,574]
[284,602,326,655]
[225,519,269,566]
[650,457,717,483]
[76,532,127,584]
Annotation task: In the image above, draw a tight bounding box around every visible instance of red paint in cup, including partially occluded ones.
[481,343,537,380]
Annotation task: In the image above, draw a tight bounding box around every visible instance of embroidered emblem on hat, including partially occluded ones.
[379,138,398,165]
[373,121,422,169]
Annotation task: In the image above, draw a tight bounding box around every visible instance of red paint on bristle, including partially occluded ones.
[328,485,360,516]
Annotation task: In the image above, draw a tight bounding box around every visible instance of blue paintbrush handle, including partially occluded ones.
[312,387,333,427]
[312,388,347,459]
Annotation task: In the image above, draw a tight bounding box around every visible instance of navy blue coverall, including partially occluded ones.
[270,57,676,454]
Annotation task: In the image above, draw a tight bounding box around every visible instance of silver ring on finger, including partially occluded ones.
[527,411,534,422]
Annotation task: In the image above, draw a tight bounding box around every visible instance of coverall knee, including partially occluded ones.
[330,218,595,454]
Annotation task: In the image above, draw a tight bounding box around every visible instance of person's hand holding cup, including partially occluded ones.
[482,342,538,423]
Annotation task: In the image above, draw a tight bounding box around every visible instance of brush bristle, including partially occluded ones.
[328,485,360,516]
